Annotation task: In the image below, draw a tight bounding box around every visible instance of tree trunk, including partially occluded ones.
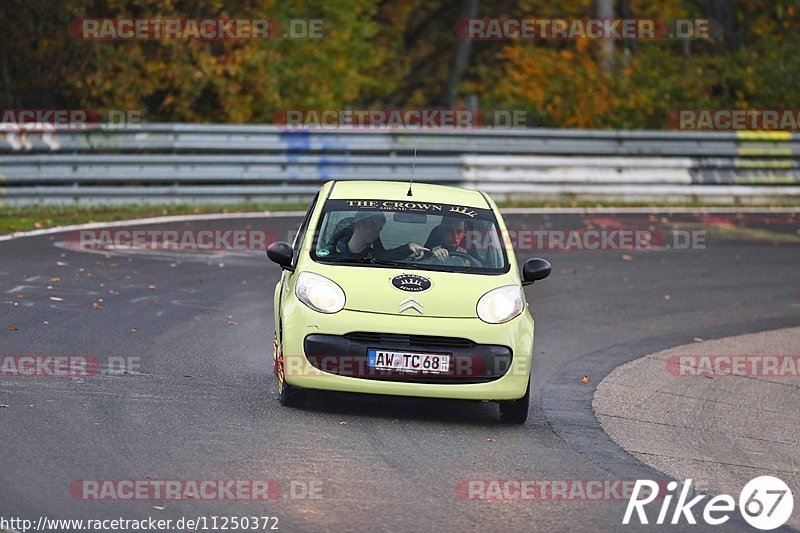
[595,0,615,72]
[619,0,637,56]
[445,0,479,108]
[709,0,742,54]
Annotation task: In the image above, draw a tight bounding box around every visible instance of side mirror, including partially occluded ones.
[522,258,551,285]
[267,241,295,271]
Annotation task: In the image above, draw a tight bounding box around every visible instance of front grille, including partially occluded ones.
[343,332,475,349]
[304,333,511,384]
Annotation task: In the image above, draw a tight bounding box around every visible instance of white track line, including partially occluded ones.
[501,206,800,214]
[0,211,306,243]
[0,207,797,243]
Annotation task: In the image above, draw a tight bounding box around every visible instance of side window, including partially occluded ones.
[292,193,319,264]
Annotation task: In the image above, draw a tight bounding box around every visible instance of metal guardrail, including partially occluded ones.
[1,125,798,205]
[6,124,800,155]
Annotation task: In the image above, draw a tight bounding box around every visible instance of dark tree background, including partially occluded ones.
[0,0,798,128]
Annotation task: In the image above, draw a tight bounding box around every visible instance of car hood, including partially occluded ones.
[308,264,518,318]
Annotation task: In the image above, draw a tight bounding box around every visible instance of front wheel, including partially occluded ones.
[274,333,307,408]
[498,380,530,424]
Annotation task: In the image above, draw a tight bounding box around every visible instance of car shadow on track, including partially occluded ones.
[295,389,513,426]
[241,372,539,427]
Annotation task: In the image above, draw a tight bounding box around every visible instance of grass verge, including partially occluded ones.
[0,203,308,235]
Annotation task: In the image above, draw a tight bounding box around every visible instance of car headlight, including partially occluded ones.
[295,271,346,313]
[477,285,524,324]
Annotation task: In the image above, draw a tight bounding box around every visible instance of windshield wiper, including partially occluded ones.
[370,258,421,269]
[316,256,373,265]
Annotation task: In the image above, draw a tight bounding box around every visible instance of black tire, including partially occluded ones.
[278,381,307,407]
[274,332,307,407]
[499,380,530,424]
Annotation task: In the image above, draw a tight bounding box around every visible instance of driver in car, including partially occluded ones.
[424,216,468,261]
[328,212,429,261]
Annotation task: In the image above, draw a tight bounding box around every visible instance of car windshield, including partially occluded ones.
[310,199,509,274]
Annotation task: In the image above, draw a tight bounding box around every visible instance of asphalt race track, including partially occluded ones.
[1,210,799,532]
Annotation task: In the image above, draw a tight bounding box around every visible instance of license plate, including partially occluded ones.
[367,349,450,373]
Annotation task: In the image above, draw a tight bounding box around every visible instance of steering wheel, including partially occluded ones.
[410,249,483,267]
[447,250,483,267]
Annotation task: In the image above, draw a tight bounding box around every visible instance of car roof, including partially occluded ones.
[325,180,491,209]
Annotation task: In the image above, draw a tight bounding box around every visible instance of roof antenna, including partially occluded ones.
[407,141,417,197]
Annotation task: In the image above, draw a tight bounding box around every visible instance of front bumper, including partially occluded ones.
[279,304,535,401]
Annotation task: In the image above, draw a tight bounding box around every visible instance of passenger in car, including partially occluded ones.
[326,212,428,260]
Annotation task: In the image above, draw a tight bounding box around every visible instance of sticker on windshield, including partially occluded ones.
[324,199,493,220]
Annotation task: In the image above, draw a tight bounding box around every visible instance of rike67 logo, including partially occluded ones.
[624,476,794,530]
